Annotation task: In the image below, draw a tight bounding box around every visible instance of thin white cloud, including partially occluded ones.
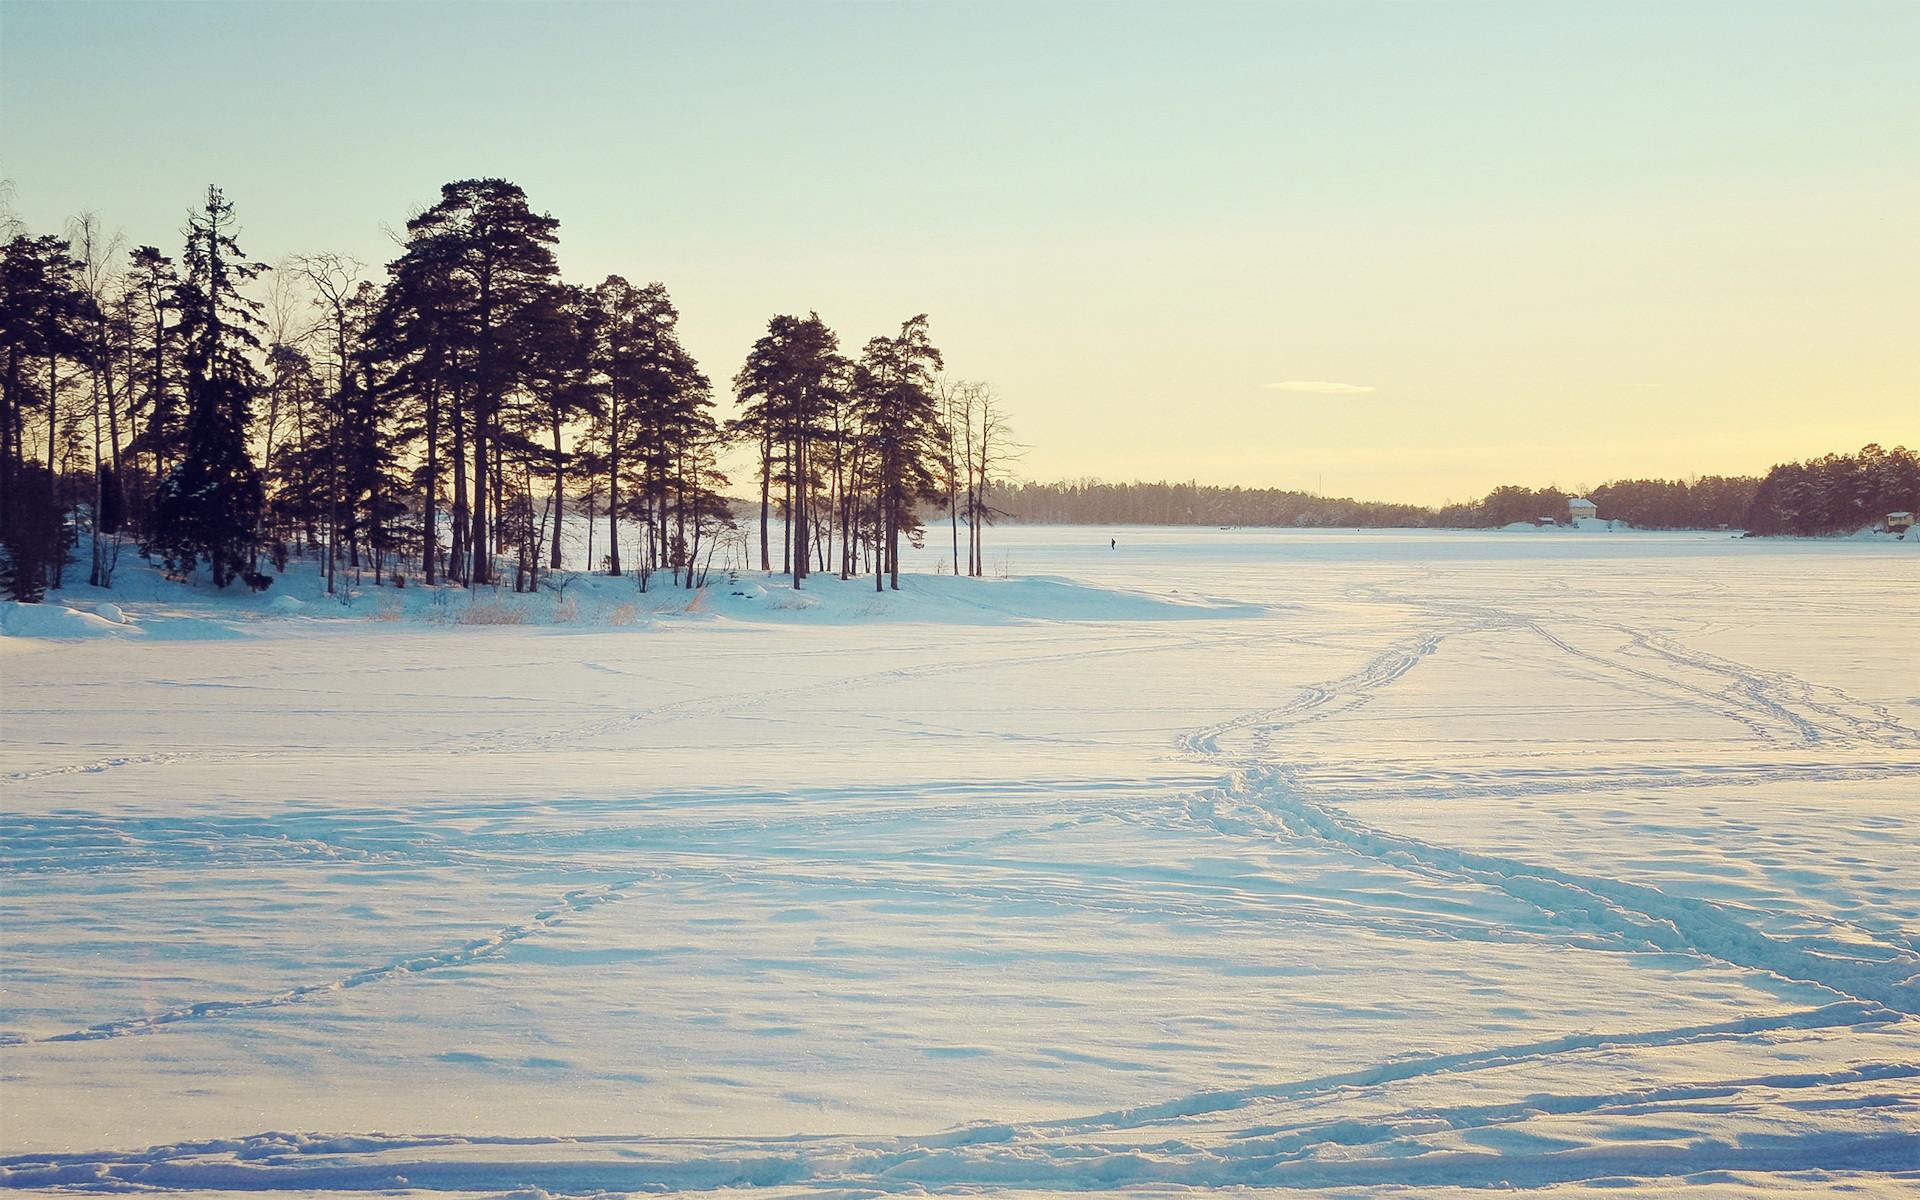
[1264,380,1375,395]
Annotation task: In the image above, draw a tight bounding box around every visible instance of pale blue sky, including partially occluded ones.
[4,1,1915,501]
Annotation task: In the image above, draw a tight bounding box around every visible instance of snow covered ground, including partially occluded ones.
[3,527,1917,1196]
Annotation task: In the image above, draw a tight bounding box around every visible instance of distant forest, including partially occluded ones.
[1000,444,1920,536]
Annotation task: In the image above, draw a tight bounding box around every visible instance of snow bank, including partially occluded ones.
[1500,518,1630,532]
[0,601,134,640]
[705,572,1263,625]
[1839,525,1917,543]
[0,552,1267,640]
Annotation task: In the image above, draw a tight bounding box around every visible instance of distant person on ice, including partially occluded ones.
[1111,538,1116,549]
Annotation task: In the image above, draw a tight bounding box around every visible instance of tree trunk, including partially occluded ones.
[47,352,62,590]
[956,472,967,576]
[1,346,19,527]
[103,328,123,481]
[830,433,844,579]
[758,432,771,572]
[325,417,338,598]
[584,487,595,575]
[550,417,565,571]
[968,472,980,576]
[492,438,505,554]
[888,478,901,591]
[470,414,489,585]
[89,360,103,588]
[607,432,622,575]
[450,393,468,583]
[781,441,791,578]
[46,352,57,472]
[422,384,439,584]
[683,451,698,587]
[791,421,807,588]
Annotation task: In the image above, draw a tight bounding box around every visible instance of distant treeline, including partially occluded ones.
[1000,445,1918,534]
[1743,444,1920,536]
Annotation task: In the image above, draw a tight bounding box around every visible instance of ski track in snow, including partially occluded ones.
[16,878,652,1044]
[0,750,243,786]
[1170,588,1920,1010]
[4,531,1917,1195]
[4,1047,1916,1193]
[1184,765,1920,1014]
[446,623,1279,756]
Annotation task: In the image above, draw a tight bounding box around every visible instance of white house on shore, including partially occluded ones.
[1568,497,1599,523]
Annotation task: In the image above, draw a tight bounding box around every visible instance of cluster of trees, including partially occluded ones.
[1432,486,1573,529]
[0,202,260,600]
[1438,480,1755,529]
[730,314,1013,589]
[1583,476,1757,530]
[7,176,1900,604]
[1743,444,1919,536]
[0,179,1015,602]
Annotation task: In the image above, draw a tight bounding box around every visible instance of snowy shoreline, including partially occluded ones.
[0,569,1269,641]
[5,525,1912,642]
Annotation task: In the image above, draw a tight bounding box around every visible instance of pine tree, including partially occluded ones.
[390,179,560,586]
[734,313,845,587]
[146,187,268,589]
[123,245,181,492]
[0,233,93,597]
[594,279,716,587]
[337,280,411,585]
[518,283,597,572]
[373,233,465,584]
[850,315,945,590]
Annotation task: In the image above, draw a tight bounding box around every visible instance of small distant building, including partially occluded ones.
[1887,511,1915,533]
[1567,497,1599,523]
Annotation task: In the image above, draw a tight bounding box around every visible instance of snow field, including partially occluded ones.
[2,527,1916,1195]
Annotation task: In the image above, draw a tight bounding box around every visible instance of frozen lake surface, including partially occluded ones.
[3,527,1917,1195]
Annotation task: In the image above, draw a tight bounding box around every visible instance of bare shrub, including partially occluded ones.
[459,600,527,626]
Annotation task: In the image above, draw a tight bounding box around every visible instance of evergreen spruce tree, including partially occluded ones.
[123,245,182,505]
[146,187,268,588]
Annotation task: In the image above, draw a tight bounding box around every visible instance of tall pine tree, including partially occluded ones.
[734,313,845,587]
[0,232,94,598]
[390,180,560,586]
[146,186,268,588]
[851,315,944,591]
